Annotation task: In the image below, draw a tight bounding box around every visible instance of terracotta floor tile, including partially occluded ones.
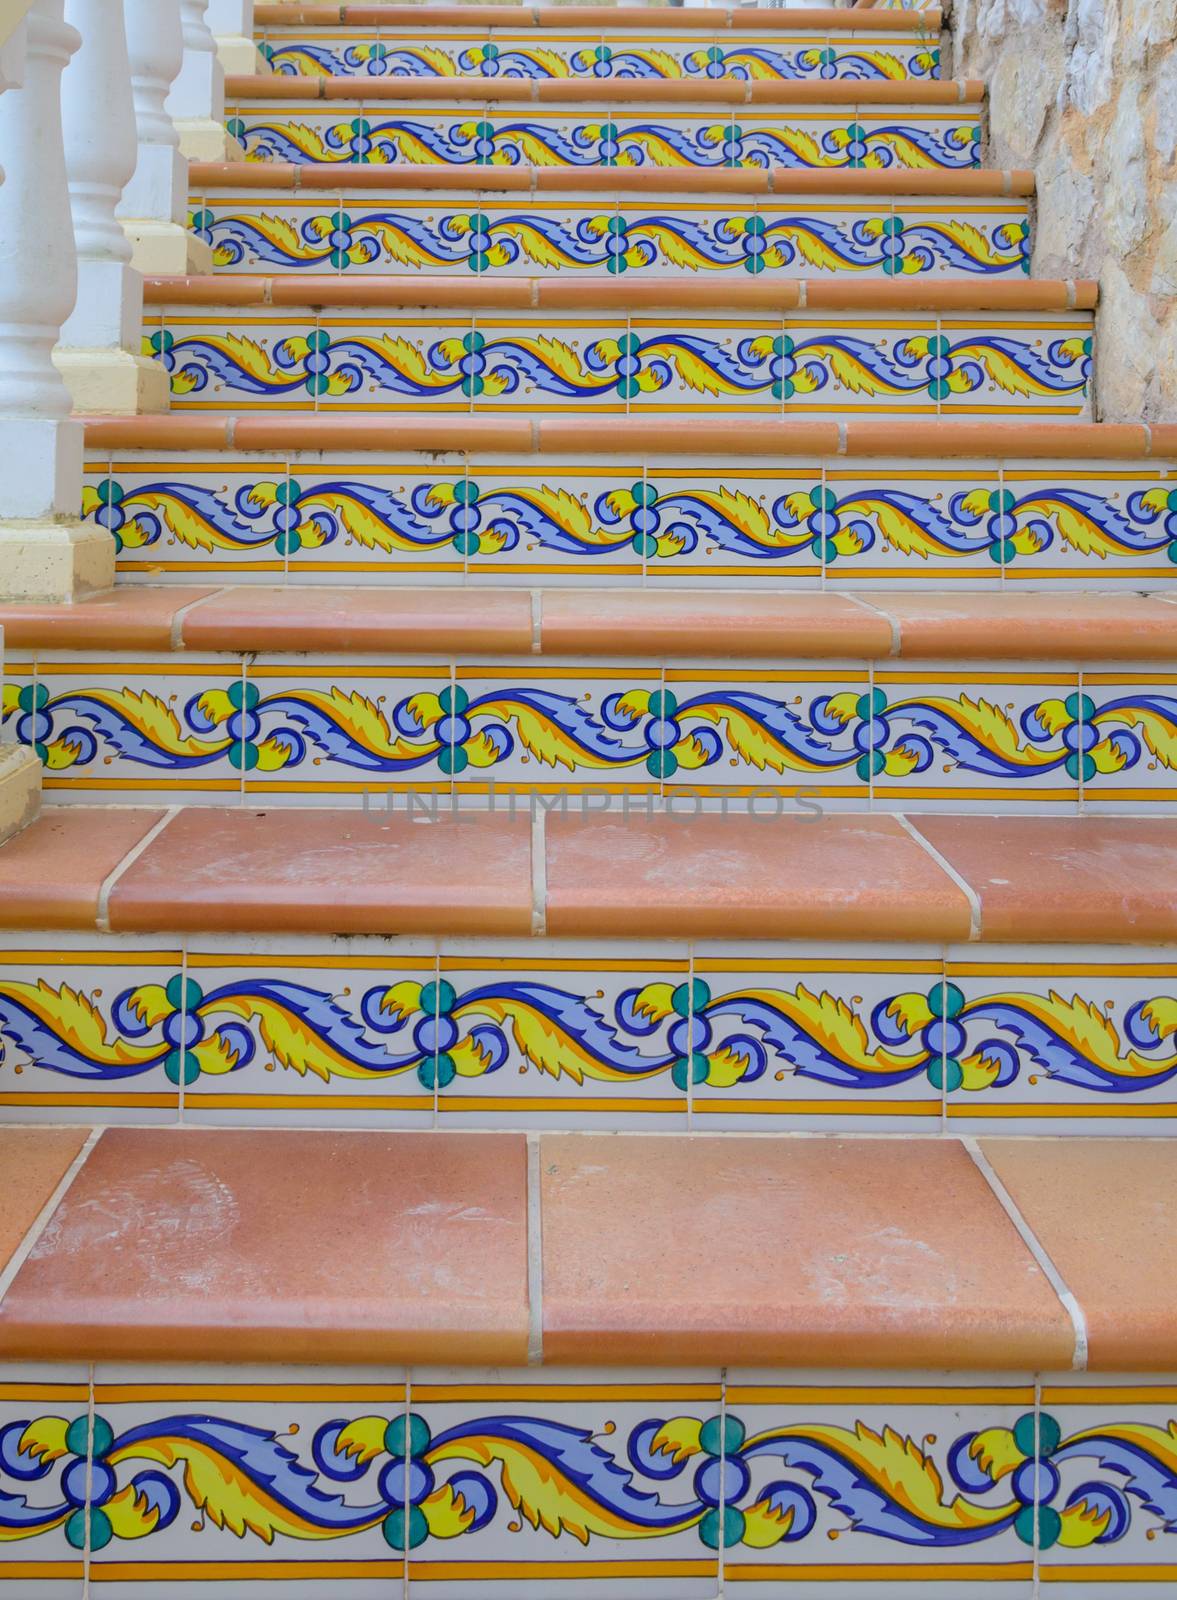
[982,1139,1177,1370]
[915,814,1177,943]
[540,591,892,658]
[883,593,1177,660]
[0,587,216,651]
[0,1128,529,1364]
[0,807,166,928]
[0,1128,92,1274]
[106,806,532,936]
[545,812,972,941]
[540,1135,1074,1368]
[181,587,533,654]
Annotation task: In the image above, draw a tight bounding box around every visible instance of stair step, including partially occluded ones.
[224,76,983,170]
[2,808,1177,1130]
[5,585,1175,807]
[0,1124,1120,1371]
[80,415,1177,587]
[253,1,942,88]
[256,19,940,85]
[138,279,1093,418]
[189,183,1031,282]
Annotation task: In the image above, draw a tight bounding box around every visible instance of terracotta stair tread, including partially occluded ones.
[253,4,943,33]
[7,586,1177,660]
[225,73,977,105]
[2,806,1176,943]
[143,272,1097,312]
[3,1124,1173,1370]
[86,413,1174,457]
[189,160,1034,196]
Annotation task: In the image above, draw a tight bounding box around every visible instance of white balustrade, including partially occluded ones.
[0,0,114,599]
[117,0,212,274]
[56,0,169,413]
[167,0,240,160]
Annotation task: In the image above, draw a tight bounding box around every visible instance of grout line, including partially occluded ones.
[938,955,949,1134]
[402,1369,412,1600]
[82,1361,96,1599]
[530,801,547,936]
[894,813,983,941]
[526,1131,544,1366]
[843,591,899,656]
[177,938,189,1125]
[963,1137,1088,1372]
[96,808,181,933]
[1032,1377,1043,1597]
[717,1365,729,1591]
[0,1128,104,1309]
[168,587,234,650]
[530,588,542,654]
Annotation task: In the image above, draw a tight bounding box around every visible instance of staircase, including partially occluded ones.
[1,2,1177,1595]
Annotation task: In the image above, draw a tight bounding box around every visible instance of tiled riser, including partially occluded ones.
[4,656,1175,810]
[227,106,981,169]
[3,935,1176,1132]
[255,30,942,82]
[3,1365,1174,1597]
[86,457,1177,587]
[142,309,1091,417]
[190,195,1030,278]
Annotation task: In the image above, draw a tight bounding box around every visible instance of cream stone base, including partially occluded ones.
[216,35,272,74]
[122,221,214,277]
[0,520,116,602]
[0,745,41,846]
[53,347,171,416]
[175,119,247,163]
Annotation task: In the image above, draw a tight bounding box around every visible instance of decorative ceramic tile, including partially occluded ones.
[404,1370,724,1597]
[81,460,291,581]
[868,666,1082,810]
[687,953,946,1130]
[226,104,982,170]
[0,1365,90,1596]
[1036,1378,1177,1588]
[0,939,182,1121]
[11,1367,1177,1593]
[83,454,1177,587]
[255,27,942,82]
[2,655,245,801]
[1074,670,1177,810]
[944,952,1177,1130]
[85,1370,408,1596]
[146,308,1092,417]
[188,193,1028,278]
[723,1378,1035,1594]
[431,950,690,1128]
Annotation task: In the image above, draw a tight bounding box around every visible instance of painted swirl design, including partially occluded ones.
[191,205,1028,277]
[0,1404,1170,1556]
[259,39,940,81]
[2,972,1175,1100]
[85,477,1177,572]
[141,327,1090,407]
[228,114,980,170]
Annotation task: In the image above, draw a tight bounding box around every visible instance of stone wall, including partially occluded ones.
[948,0,1177,421]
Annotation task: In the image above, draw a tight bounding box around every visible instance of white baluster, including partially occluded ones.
[117,0,212,274]
[0,28,42,827]
[56,0,169,414]
[167,0,242,161]
[0,0,114,600]
[206,0,267,75]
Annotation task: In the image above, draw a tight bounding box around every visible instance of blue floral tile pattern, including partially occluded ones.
[256,32,941,82]
[189,198,1030,277]
[140,312,1092,415]
[3,1375,1175,1584]
[2,945,1174,1128]
[226,108,981,169]
[82,462,1177,585]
